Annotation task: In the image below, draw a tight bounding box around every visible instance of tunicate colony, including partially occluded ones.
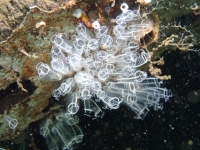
[36,3,172,150]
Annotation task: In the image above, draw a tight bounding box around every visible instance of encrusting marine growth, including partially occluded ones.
[37,3,172,149]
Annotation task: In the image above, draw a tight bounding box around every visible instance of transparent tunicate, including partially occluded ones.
[93,60,103,70]
[51,45,66,61]
[4,116,18,129]
[68,53,83,71]
[106,54,115,63]
[87,39,99,51]
[114,52,133,67]
[134,70,147,82]
[41,120,59,150]
[36,62,62,81]
[52,78,76,100]
[96,50,108,61]
[40,114,83,150]
[113,25,125,36]
[98,69,110,81]
[52,34,72,54]
[76,23,86,35]
[79,86,92,100]
[127,41,140,52]
[52,88,62,100]
[65,92,80,115]
[50,55,70,75]
[131,49,149,67]
[82,99,104,118]
[74,71,93,87]
[107,45,119,54]
[106,64,115,74]
[55,114,83,145]
[112,64,135,79]
[123,66,134,77]
[101,95,122,109]
[94,26,108,38]
[122,10,136,21]
[91,80,102,93]
[73,38,86,55]
[116,37,127,47]
[53,120,81,149]
[45,133,58,150]
[56,113,79,125]
[76,23,90,41]
[40,119,51,137]
[100,35,113,49]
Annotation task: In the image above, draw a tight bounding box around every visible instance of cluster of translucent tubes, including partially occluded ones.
[36,3,172,120]
[40,114,83,150]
